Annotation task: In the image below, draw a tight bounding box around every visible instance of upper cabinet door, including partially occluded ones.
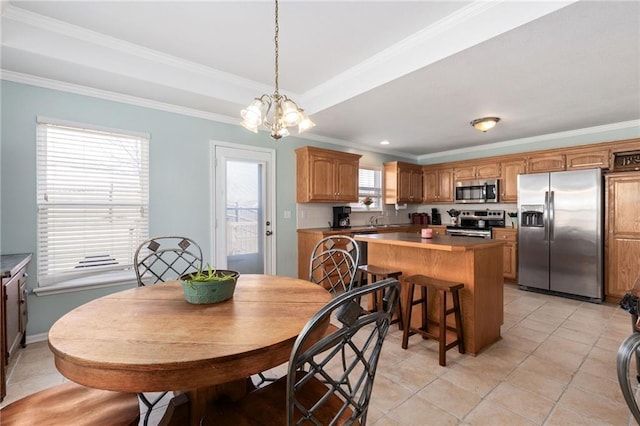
[500,159,526,203]
[295,146,361,203]
[565,148,611,170]
[526,154,566,173]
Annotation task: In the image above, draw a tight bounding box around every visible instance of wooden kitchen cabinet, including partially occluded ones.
[605,172,640,301]
[500,159,526,203]
[492,228,518,280]
[423,166,453,203]
[383,162,423,204]
[429,225,447,236]
[1,254,31,402]
[295,146,361,203]
[526,153,566,173]
[454,162,501,181]
[565,147,611,170]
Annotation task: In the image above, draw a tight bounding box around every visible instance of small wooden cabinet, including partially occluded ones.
[526,153,566,173]
[383,162,423,204]
[295,146,361,203]
[454,162,501,180]
[565,147,610,170]
[500,159,526,203]
[1,254,31,402]
[492,228,518,280]
[429,225,447,236]
[605,172,640,301]
[423,167,453,203]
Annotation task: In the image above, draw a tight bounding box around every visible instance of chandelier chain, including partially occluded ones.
[274,0,279,96]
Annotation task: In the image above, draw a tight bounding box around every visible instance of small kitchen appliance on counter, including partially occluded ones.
[332,206,352,229]
[445,210,505,239]
[431,208,441,225]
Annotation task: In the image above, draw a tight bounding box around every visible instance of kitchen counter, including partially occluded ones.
[353,232,505,252]
[354,232,504,355]
[1,253,33,278]
[297,224,421,235]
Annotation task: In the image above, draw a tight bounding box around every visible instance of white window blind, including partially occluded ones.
[351,167,382,210]
[36,119,149,286]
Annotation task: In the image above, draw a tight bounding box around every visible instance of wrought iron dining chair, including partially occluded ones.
[253,235,360,389]
[201,277,400,425]
[134,236,203,286]
[133,236,203,425]
[308,235,360,296]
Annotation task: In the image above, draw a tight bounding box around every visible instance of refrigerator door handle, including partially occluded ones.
[549,190,555,241]
[544,191,550,241]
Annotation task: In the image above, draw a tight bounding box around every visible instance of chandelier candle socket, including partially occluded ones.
[240,0,315,139]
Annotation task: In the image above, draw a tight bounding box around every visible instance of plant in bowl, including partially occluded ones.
[179,264,239,304]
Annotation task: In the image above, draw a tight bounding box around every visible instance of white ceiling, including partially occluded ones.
[2,1,639,158]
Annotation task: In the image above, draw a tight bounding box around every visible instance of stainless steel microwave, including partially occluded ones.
[454,179,499,204]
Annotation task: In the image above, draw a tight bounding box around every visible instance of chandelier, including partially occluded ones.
[241,0,315,139]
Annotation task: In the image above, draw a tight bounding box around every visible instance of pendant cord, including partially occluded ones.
[274,0,279,96]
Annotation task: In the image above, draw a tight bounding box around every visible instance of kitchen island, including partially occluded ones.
[353,232,504,355]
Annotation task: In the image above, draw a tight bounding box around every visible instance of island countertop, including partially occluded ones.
[353,232,505,252]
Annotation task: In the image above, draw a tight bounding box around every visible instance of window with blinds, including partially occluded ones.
[351,167,382,211]
[36,118,149,287]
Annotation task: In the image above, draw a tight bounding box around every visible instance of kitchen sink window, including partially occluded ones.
[35,118,149,293]
[351,167,382,211]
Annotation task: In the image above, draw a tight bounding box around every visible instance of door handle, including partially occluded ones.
[266,230,273,236]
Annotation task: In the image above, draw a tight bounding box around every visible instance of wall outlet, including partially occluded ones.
[283,210,291,219]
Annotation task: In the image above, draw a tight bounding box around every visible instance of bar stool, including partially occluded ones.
[358,264,404,329]
[401,274,465,366]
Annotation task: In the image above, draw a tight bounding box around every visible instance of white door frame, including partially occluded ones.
[210,141,276,274]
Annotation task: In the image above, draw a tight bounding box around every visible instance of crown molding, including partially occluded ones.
[1,70,240,125]
[417,120,640,161]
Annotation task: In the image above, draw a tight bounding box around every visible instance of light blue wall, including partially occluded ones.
[0,80,404,336]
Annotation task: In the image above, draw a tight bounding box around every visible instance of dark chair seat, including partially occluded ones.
[0,381,140,426]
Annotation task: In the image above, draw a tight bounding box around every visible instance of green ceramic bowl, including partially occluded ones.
[179,270,239,304]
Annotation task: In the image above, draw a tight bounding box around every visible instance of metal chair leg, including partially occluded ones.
[617,332,640,424]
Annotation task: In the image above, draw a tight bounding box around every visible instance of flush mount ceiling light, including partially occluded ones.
[240,0,315,140]
[470,117,501,132]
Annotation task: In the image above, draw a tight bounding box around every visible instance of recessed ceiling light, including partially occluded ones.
[380,140,390,145]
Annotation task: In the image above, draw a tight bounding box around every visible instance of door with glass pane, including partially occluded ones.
[213,144,275,274]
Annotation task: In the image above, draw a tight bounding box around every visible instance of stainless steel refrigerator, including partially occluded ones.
[517,168,603,302]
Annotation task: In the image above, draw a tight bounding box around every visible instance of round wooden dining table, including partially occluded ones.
[48,274,332,425]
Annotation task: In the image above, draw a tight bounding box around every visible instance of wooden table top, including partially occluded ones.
[48,274,332,393]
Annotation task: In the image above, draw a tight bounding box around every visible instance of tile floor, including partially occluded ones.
[1,284,636,425]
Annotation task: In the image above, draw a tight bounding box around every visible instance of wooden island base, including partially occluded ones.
[355,233,504,355]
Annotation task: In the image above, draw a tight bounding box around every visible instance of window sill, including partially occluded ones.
[33,270,138,296]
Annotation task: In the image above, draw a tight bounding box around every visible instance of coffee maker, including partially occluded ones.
[431,208,442,225]
[332,206,351,229]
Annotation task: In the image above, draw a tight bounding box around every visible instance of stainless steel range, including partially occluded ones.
[446,210,506,239]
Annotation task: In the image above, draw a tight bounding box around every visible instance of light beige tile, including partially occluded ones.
[556,386,629,424]
[486,382,555,424]
[545,405,617,426]
[505,324,551,343]
[570,370,625,405]
[463,399,537,426]
[370,373,414,413]
[417,378,481,419]
[505,367,566,402]
[517,355,575,384]
[440,363,501,398]
[377,358,438,393]
[551,325,600,346]
[386,393,459,426]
